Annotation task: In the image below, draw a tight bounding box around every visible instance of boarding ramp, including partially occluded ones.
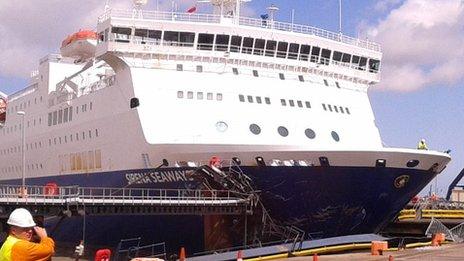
[0,184,256,217]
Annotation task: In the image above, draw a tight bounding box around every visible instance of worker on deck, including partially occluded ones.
[417,139,428,150]
[0,208,55,261]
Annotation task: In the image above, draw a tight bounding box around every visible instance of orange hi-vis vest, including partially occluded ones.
[0,235,55,261]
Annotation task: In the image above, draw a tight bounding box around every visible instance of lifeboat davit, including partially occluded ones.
[60,30,97,60]
[0,97,7,123]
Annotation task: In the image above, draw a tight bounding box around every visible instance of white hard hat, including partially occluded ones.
[7,208,36,228]
[421,139,425,142]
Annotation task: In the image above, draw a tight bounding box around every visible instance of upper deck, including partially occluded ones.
[98,9,380,52]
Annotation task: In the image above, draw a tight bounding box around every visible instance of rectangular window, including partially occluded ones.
[88,151,95,170]
[134,29,148,43]
[52,111,58,125]
[281,99,287,106]
[340,107,345,113]
[299,45,311,61]
[63,108,69,123]
[328,104,333,111]
[163,31,180,46]
[288,43,299,60]
[265,97,271,104]
[179,32,195,47]
[148,30,162,41]
[95,129,99,137]
[253,39,265,55]
[242,37,254,54]
[311,46,321,63]
[197,92,203,100]
[69,107,73,121]
[71,153,76,171]
[239,94,245,102]
[352,55,361,68]
[95,150,102,169]
[48,113,52,126]
[298,75,304,82]
[196,65,203,73]
[111,27,131,43]
[333,51,343,62]
[320,49,331,65]
[197,33,214,50]
[253,70,259,77]
[342,53,352,63]
[335,82,341,88]
[346,108,351,114]
[369,59,380,73]
[247,96,254,103]
[232,68,239,75]
[324,79,329,86]
[277,42,288,58]
[265,40,277,57]
[230,36,242,52]
[177,64,183,71]
[279,73,285,80]
[322,104,327,110]
[297,100,303,108]
[207,93,213,100]
[359,57,368,70]
[216,93,223,101]
[187,91,193,99]
[215,34,230,51]
[256,97,262,104]
[177,91,184,98]
[58,110,63,124]
[289,100,295,107]
[334,106,339,113]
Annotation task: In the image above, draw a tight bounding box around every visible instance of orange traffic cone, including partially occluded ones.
[313,253,319,261]
[179,247,186,261]
[236,250,243,261]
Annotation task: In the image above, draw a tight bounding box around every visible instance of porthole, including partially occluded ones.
[406,160,420,168]
[305,129,316,139]
[331,131,340,142]
[249,124,261,135]
[278,126,289,137]
[216,121,228,132]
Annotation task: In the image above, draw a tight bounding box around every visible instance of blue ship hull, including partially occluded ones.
[1,165,435,253]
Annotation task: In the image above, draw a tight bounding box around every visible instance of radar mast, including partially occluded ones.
[133,0,148,18]
[198,0,251,24]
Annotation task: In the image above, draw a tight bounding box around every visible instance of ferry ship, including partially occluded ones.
[0,0,451,253]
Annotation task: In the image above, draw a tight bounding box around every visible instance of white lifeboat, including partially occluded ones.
[60,30,98,60]
[0,97,7,123]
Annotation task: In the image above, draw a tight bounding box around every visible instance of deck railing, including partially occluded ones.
[98,9,381,52]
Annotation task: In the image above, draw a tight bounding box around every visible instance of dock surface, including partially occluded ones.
[276,242,464,260]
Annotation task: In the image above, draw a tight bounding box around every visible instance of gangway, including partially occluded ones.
[0,184,256,217]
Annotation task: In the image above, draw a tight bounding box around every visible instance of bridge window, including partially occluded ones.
[198,33,214,50]
[369,59,380,73]
[299,45,311,61]
[239,95,245,102]
[288,43,299,60]
[179,32,195,47]
[134,29,149,43]
[333,51,342,62]
[265,97,271,104]
[230,36,242,52]
[359,57,368,70]
[111,27,131,43]
[341,53,351,63]
[163,31,179,45]
[320,49,331,65]
[148,30,162,42]
[265,40,277,57]
[215,34,230,51]
[242,37,254,54]
[311,47,321,63]
[277,42,288,58]
[352,55,360,68]
[253,39,265,55]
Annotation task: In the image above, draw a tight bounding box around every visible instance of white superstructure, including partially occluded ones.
[0,1,450,182]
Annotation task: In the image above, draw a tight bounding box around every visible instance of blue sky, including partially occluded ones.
[1,0,463,195]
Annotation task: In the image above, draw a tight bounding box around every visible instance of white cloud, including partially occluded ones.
[0,0,208,78]
[374,0,402,12]
[364,0,464,92]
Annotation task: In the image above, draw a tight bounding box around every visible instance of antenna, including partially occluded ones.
[267,4,279,22]
[133,0,148,18]
[197,0,251,23]
[104,0,111,12]
[339,0,342,35]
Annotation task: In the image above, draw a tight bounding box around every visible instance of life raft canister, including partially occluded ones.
[209,156,221,168]
[44,182,59,196]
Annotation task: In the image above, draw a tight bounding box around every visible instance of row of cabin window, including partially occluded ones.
[7,95,43,114]
[322,104,351,114]
[47,103,93,127]
[48,129,99,147]
[177,91,223,101]
[108,27,380,73]
[1,163,44,174]
[239,95,271,105]
[0,140,42,155]
[2,116,43,135]
[281,99,312,109]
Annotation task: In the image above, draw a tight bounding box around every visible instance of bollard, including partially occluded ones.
[312,253,319,261]
[179,247,186,261]
[236,250,243,261]
[371,241,388,255]
[431,233,445,246]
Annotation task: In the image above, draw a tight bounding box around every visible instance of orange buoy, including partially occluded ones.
[94,248,111,261]
[371,241,388,255]
[209,156,221,168]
